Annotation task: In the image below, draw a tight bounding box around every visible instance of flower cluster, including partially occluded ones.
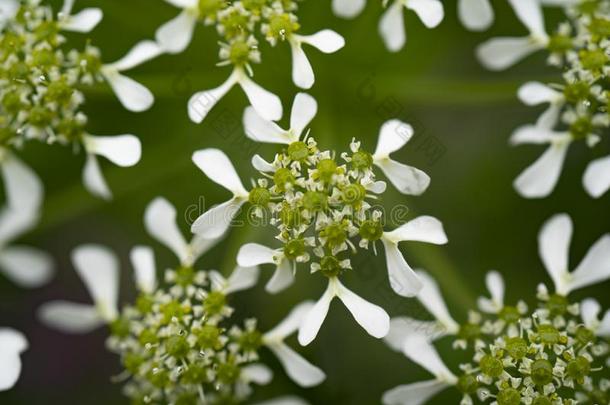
[0,0,160,199]
[477,0,610,199]
[382,213,610,405]
[38,197,324,404]
[190,93,448,345]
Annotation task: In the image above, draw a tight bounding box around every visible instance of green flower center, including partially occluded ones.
[531,359,554,386]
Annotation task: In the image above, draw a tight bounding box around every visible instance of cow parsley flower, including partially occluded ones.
[382,213,610,405]
[0,0,160,199]
[38,197,324,404]
[0,328,28,391]
[191,97,447,344]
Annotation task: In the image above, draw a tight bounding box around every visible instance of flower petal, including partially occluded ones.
[155,11,197,54]
[241,364,273,385]
[583,155,610,198]
[0,328,27,353]
[382,380,448,405]
[290,93,318,138]
[290,41,315,89]
[384,216,448,244]
[538,213,572,295]
[507,0,546,37]
[332,0,366,19]
[0,152,43,213]
[265,301,315,341]
[83,134,141,167]
[252,154,276,172]
[108,40,163,72]
[415,271,459,333]
[598,310,610,337]
[192,149,247,195]
[568,234,610,293]
[238,74,283,121]
[514,142,569,198]
[144,197,189,263]
[374,119,414,158]
[336,278,390,338]
[82,155,112,200]
[402,334,456,381]
[190,197,245,239]
[243,107,291,144]
[518,82,560,106]
[38,301,105,333]
[163,0,197,7]
[406,0,444,28]
[103,71,154,112]
[298,30,345,53]
[298,282,335,346]
[0,0,19,29]
[379,2,406,52]
[188,72,238,123]
[580,298,601,331]
[60,8,103,32]
[237,243,276,267]
[266,343,325,387]
[0,246,54,288]
[458,0,493,31]
[484,270,504,309]
[253,397,309,405]
[509,125,555,146]
[266,258,295,294]
[384,316,441,351]
[381,239,423,297]
[225,265,260,294]
[476,37,543,70]
[72,245,120,322]
[189,234,223,263]
[375,159,430,195]
[130,246,157,294]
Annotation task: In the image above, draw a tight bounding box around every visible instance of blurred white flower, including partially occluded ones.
[0,328,28,392]
[379,0,444,52]
[458,0,493,31]
[0,0,19,30]
[580,298,610,338]
[331,0,367,19]
[57,0,103,33]
[583,155,610,198]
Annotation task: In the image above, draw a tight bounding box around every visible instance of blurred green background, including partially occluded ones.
[1,1,609,404]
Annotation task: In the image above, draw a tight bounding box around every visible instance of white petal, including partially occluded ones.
[0,152,43,213]
[108,40,162,72]
[188,72,238,124]
[416,271,458,333]
[298,282,335,346]
[72,245,119,321]
[402,334,455,381]
[598,311,610,337]
[518,82,560,106]
[568,235,610,293]
[336,278,390,338]
[374,119,414,158]
[155,11,197,54]
[83,134,141,167]
[253,397,309,405]
[536,103,562,129]
[382,380,448,405]
[580,298,601,330]
[381,239,423,297]
[243,107,291,144]
[384,316,441,351]
[237,243,276,266]
[406,0,444,28]
[507,0,546,37]
[189,234,223,263]
[509,125,555,145]
[190,197,245,239]
[144,197,189,263]
[192,149,247,195]
[484,270,504,309]
[266,259,295,294]
[458,0,493,31]
[241,364,273,385]
[290,93,318,138]
[379,2,406,52]
[583,155,610,198]
[476,37,543,70]
[130,246,157,294]
[367,181,387,194]
[0,328,27,353]
[514,143,569,198]
[82,155,112,200]
[290,41,315,89]
[238,74,283,121]
[0,246,54,288]
[332,0,366,19]
[103,71,154,112]
[61,0,75,16]
[0,208,36,248]
[163,0,197,7]
[538,213,572,295]
[384,216,448,244]
[0,0,19,28]
[267,343,325,387]
[298,30,345,53]
[38,301,105,333]
[0,352,21,391]
[60,8,102,32]
[375,158,430,195]
[252,154,276,172]
[225,266,259,294]
[265,301,315,341]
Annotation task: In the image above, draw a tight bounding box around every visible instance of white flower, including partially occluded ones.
[0,328,28,392]
[0,0,19,31]
[372,120,430,195]
[288,30,345,89]
[476,0,549,70]
[583,154,610,198]
[82,134,142,200]
[208,265,260,295]
[381,216,448,297]
[538,213,610,296]
[382,334,457,405]
[191,149,250,239]
[244,92,317,145]
[510,125,573,198]
[155,0,200,54]
[263,302,326,387]
[57,0,103,33]
[144,197,223,267]
[297,276,390,345]
[332,0,367,19]
[0,149,43,214]
[130,245,157,294]
[517,81,564,129]
[101,40,162,112]
[458,0,493,31]
[188,67,282,124]
[237,243,295,294]
[38,245,120,333]
[253,397,310,405]
[477,270,505,314]
[379,0,444,52]
[580,298,610,338]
